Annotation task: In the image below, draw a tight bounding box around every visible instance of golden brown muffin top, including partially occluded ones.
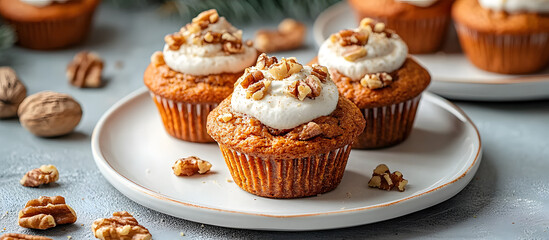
[329,57,430,109]
[348,0,455,19]
[452,0,549,34]
[207,95,365,159]
[143,63,241,104]
[0,0,100,21]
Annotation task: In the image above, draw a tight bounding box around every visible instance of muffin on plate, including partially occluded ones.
[207,54,365,198]
[347,0,454,54]
[0,0,101,50]
[144,9,258,143]
[453,0,549,74]
[317,18,431,149]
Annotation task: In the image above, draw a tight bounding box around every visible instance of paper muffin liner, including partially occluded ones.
[6,11,95,50]
[358,15,450,54]
[150,92,217,143]
[218,144,352,199]
[353,95,421,149]
[455,23,549,74]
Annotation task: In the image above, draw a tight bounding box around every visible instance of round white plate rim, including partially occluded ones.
[313,1,549,101]
[91,87,482,231]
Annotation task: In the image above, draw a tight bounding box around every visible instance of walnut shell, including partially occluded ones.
[0,67,27,118]
[18,91,82,137]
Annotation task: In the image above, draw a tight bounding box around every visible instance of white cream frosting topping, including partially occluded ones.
[20,0,69,7]
[396,0,439,7]
[162,17,257,75]
[479,0,549,13]
[318,26,408,81]
[231,64,339,130]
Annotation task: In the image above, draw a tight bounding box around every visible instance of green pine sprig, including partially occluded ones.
[0,24,16,52]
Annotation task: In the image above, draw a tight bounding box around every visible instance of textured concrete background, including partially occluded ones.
[1,5,549,240]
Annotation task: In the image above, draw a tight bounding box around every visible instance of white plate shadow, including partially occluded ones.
[92,87,482,231]
[313,1,549,101]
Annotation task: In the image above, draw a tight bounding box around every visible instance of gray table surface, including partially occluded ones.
[1,4,549,240]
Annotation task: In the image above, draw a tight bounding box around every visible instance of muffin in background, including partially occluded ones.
[452,0,549,74]
[317,18,431,149]
[348,0,454,54]
[207,54,365,198]
[0,0,101,50]
[144,9,257,143]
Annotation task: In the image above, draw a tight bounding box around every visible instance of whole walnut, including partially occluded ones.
[0,67,27,118]
[18,91,82,137]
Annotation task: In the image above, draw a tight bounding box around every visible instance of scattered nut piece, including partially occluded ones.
[332,29,369,47]
[268,58,303,80]
[298,122,323,140]
[342,45,367,62]
[20,165,59,187]
[172,156,212,176]
[164,33,185,50]
[92,211,151,240]
[150,51,165,66]
[18,91,82,137]
[360,72,393,89]
[368,164,408,192]
[192,9,219,24]
[0,67,26,118]
[217,113,233,122]
[18,196,77,230]
[254,18,306,53]
[0,233,52,240]
[255,53,278,70]
[66,51,104,88]
[310,64,329,83]
[374,22,386,33]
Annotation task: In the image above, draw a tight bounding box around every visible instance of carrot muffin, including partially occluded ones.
[317,18,431,149]
[348,0,454,54]
[207,54,365,198]
[453,0,549,74]
[144,9,257,143]
[0,0,100,50]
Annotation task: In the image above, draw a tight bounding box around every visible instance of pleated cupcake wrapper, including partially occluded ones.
[150,92,217,143]
[455,23,549,74]
[219,144,352,199]
[353,95,421,149]
[6,12,95,50]
[366,15,450,54]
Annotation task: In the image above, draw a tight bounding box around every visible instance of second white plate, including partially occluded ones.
[313,1,549,101]
[92,88,481,231]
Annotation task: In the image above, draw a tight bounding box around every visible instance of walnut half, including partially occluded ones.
[368,164,408,192]
[66,51,104,88]
[0,67,27,118]
[0,233,52,240]
[92,211,151,240]
[18,196,77,230]
[20,165,59,187]
[172,156,212,176]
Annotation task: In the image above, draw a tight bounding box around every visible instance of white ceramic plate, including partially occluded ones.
[91,87,482,231]
[313,1,549,101]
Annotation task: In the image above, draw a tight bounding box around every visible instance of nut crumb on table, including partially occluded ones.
[20,165,59,187]
[368,164,408,192]
[0,233,53,240]
[172,156,212,176]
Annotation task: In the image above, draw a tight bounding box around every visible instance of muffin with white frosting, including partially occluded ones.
[0,0,100,49]
[207,54,365,198]
[347,0,454,54]
[317,18,431,149]
[453,0,549,74]
[144,9,258,142]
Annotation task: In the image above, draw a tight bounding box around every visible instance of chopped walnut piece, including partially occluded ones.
[360,72,393,89]
[359,18,374,28]
[164,33,185,50]
[342,45,367,62]
[238,70,264,88]
[172,156,212,176]
[256,53,278,70]
[222,42,244,54]
[192,9,219,24]
[268,58,303,80]
[66,51,104,88]
[18,196,77,230]
[246,81,270,100]
[0,233,53,240]
[310,64,329,83]
[331,29,369,47]
[303,75,322,98]
[150,51,165,66]
[298,122,323,140]
[374,22,386,33]
[368,164,408,192]
[20,165,59,187]
[92,211,151,240]
[286,78,320,101]
[217,113,233,122]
